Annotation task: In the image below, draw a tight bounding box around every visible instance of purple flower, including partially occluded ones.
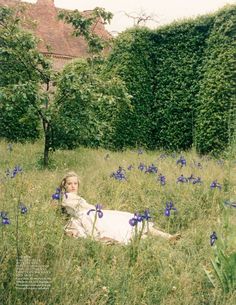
[111,167,126,181]
[129,209,152,227]
[134,213,143,222]
[87,204,103,218]
[2,217,10,225]
[176,156,186,167]
[177,175,188,183]
[186,175,202,184]
[164,201,177,217]
[210,231,217,246]
[158,174,166,185]
[129,218,138,226]
[145,164,158,174]
[6,166,23,178]
[52,187,62,200]
[138,163,146,172]
[0,211,10,225]
[192,177,202,184]
[210,180,222,190]
[142,209,151,221]
[129,212,143,226]
[19,203,28,214]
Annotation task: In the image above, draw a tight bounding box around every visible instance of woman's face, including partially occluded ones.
[65,176,78,193]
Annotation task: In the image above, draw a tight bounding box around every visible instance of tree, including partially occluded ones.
[58,7,113,55]
[0,5,54,166]
[0,5,129,165]
[53,58,131,150]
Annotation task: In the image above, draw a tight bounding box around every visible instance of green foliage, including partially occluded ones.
[0,84,40,141]
[58,7,113,54]
[195,6,236,155]
[53,59,131,149]
[0,6,52,143]
[106,5,235,153]
[204,201,236,293]
[105,28,156,147]
[149,18,212,151]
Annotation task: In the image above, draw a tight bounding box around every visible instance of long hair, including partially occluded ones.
[60,171,80,192]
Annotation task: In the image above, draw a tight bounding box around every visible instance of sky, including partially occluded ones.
[23,0,236,35]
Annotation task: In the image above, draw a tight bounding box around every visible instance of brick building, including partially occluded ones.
[0,0,111,69]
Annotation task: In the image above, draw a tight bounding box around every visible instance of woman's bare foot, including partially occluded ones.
[169,233,181,243]
[99,236,119,245]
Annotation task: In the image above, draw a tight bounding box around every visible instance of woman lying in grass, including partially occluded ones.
[58,171,180,245]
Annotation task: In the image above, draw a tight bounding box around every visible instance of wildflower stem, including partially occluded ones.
[91,212,98,238]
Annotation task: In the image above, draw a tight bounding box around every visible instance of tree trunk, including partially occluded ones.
[43,120,51,167]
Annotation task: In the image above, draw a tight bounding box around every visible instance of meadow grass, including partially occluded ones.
[0,140,235,305]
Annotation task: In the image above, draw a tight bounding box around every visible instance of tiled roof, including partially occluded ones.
[0,0,111,58]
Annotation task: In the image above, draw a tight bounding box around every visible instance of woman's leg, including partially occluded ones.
[149,227,181,241]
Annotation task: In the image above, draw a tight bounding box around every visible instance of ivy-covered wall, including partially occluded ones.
[106,5,235,154]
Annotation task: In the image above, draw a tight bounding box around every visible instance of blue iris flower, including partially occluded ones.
[129,218,138,226]
[210,180,222,190]
[177,175,188,183]
[129,210,152,227]
[145,164,158,174]
[164,201,177,217]
[87,204,103,218]
[192,177,202,184]
[138,163,146,172]
[142,209,151,221]
[158,174,166,185]
[2,217,10,225]
[0,211,10,225]
[52,187,61,200]
[210,231,217,246]
[6,166,23,178]
[19,203,28,214]
[176,156,186,167]
[111,167,126,181]
[129,212,143,226]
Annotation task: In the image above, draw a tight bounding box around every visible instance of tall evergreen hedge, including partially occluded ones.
[105,28,156,148]
[106,5,235,154]
[195,6,236,155]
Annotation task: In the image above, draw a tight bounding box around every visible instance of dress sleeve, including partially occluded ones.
[61,193,94,217]
[78,196,94,210]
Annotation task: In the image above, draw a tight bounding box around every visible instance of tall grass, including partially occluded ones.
[0,140,235,305]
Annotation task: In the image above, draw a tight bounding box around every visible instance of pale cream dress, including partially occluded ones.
[61,193,156,244]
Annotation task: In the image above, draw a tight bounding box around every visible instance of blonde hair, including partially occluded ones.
[60,171,80,192]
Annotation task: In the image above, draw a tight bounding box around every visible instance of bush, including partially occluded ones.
[105,5,235,153]
[195,6,236,155]
[53,59,131,150]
